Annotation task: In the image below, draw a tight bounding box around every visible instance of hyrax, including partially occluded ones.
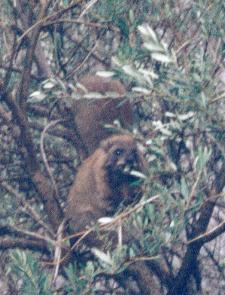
[66,134,145,246]
[71,75,133,158]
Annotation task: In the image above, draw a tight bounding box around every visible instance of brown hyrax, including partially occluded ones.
[71,75,133,158]
[66,134,159,295]
[66,134,145,246]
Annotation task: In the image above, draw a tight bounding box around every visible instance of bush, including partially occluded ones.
[0,1,224,294]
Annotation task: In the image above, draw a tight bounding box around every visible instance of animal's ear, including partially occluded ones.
[100,140,109,152]
[100,134,133,152]
[100,137,114,152]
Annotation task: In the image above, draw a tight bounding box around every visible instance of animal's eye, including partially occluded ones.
[114,148,124,156]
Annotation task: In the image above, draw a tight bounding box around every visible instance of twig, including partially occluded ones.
[209,93,225,104]
[10,225,56,247]
[64,194,160,243]
[187,220,225,245]
[52,220,66,284]
[66,41,98,78]
[59,195,160,264]
[185,171,202,210]
[17,0,85,45]
[78,0,99,20]
[40,119,63,198]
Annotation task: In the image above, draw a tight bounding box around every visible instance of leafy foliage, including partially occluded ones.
[10,251,52,295]
[0,0,224,294]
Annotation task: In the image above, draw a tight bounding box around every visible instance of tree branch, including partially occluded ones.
[167,163,225,295]
[0,237,50,255]
[0,81,63,232]
[187,219,225,245]
[17,2,49,110]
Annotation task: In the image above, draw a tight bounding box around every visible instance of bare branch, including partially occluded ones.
[17,0,85,45]
[187,220,225,245]
[0,82,63,232]
[17,2,49,110]
[0,237,50,255]
[40,119,63,199]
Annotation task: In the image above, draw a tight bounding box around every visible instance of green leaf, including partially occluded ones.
[143,42,165,53]
[91,248,113,266]
[138,24,158,42]
[96,71,115,78]
[29,91,46,103]
[151,52,173,63]
[146,203,155,219]
[181,177,189,199]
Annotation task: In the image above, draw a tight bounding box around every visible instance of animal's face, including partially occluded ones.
[101,135,143,184]
[106,144,139,174]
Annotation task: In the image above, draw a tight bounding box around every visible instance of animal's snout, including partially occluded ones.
[126,152,138,168]
[117,154,138,175]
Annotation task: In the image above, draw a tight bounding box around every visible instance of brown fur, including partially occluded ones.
[78,75,127,94]
[72,75,133,158]
[66,134,159,294]
[66,134,145,242]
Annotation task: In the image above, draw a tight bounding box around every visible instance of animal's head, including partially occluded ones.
[100,134,145,185]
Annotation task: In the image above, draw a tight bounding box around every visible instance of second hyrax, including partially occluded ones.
[72,75,133,157]
[66,134,145,246]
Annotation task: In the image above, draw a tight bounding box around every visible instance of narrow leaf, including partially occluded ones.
[151,52,173,63]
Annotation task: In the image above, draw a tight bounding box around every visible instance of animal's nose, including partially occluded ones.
[117,159,126,168]
[126,154,137,167]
